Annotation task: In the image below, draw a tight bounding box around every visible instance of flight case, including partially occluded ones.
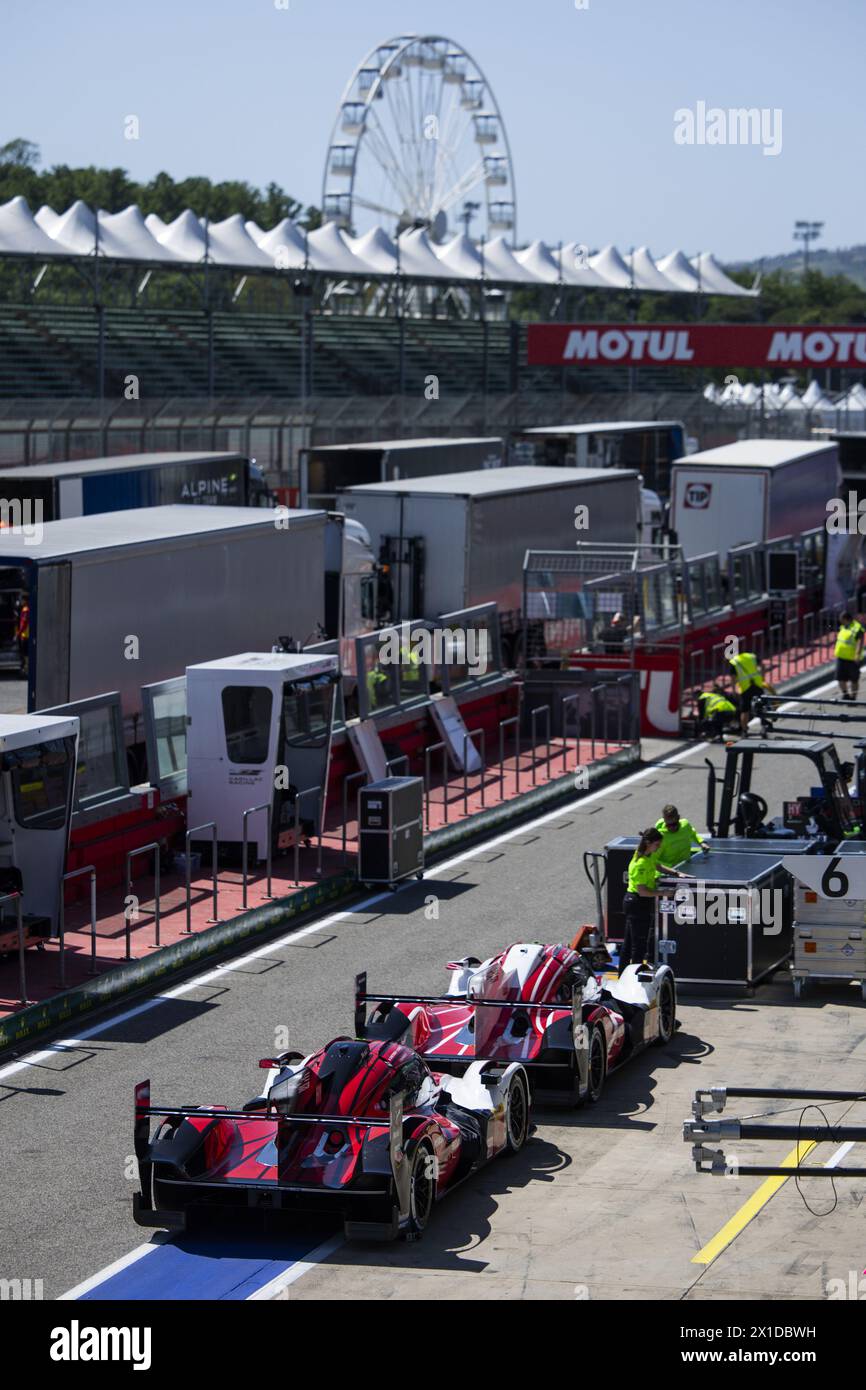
[357,777,424,890]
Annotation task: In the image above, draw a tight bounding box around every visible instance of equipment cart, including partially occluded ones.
[654,850,794,990]
[790,840,866,1000]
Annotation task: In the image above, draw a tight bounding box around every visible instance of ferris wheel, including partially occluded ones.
[321,35,517,244]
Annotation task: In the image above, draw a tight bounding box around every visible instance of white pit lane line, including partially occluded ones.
[58,1236,170,1301]
[0,737,710,1087]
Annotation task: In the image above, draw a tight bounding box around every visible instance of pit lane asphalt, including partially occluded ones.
[2,710,864,1300]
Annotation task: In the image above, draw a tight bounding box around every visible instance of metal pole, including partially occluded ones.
[89,869,97,974]
[154,854,160,947]
[57,873,66,990]
[185,822,219,933]
[265,805,272,899]
[293,786,321,888]
[498,716,520,800]
[460,728,486,814]
[59,865,97,986]
[529,706,550,786]
[423,741,447,829]
[560,693,580,773]
[15,896,27,1008]
[242,804,272,910]
[125,843,161,957]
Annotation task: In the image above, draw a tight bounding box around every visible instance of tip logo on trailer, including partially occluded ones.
[683,483,712,509]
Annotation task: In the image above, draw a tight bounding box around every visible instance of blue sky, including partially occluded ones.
[4,0,864,261]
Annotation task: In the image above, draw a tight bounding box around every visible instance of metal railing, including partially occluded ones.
[529,705,551,786]
[463,727,486,814]
[498,716,520,800]
[125,843,161,957]
[4,892,26,1008]
[682,604,845,714]
[242,803,272,910]
[59,865,97,986]
[184,822,219,934]
[424,740,449,829]
[560,693,581,774]
[342,769,369,865]
[293,785,324,886]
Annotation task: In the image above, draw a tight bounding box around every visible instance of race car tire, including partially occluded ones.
[577,1025,606,1106]
[405,1141,435,1240]
[504,1073,529,1153]
[655,976,676,1046]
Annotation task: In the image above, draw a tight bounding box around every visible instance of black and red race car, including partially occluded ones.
[355,931,676,1106]
[133,1034,530,1241]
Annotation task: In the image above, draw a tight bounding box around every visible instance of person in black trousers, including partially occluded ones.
[620,826,688,974]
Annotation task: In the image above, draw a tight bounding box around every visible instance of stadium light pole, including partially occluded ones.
[460,200,480,237]
[793,220,823,274]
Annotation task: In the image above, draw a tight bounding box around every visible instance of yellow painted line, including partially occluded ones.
[692,1140,818,1266]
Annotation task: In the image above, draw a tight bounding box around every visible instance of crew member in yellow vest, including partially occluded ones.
[655,804,709,865]
[835,611,865,701]
[728,649,777,732]
[696,685,737,740]
[620,826,690,974]
[364,649,390,714]
[400,641,423,691]
[16,597,29,676]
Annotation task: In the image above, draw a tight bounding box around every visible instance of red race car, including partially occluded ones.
[133,1034,530,1241]
[355,931,677,1106]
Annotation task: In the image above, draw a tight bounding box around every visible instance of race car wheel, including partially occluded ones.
[655,976,676,1046]
[504,1074,529,1153]
[577,1025,606,1106]
[405,1142,435,1240]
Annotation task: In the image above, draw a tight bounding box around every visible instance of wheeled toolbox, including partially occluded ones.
[603,834,815,945]
[357,776,424,889]
[653,851,794,990]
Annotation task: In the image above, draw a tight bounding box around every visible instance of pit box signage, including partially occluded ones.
[783,854,866,901]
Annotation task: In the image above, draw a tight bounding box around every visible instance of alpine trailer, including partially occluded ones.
[0,506,327,720]
[0,450,271,522]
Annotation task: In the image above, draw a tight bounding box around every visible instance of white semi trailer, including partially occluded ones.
[336,466,643,655]
[669,439,840,562]
[0,506,330,721]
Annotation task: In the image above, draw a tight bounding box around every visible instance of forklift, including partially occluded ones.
[706,737,862,844]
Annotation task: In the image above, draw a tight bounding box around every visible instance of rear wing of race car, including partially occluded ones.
[353,972,580,1068]
[133,1078,412,1225]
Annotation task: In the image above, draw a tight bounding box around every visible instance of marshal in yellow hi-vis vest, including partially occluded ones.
[835,620,864,663]
[698,690,736,717]
[728,651,766,693]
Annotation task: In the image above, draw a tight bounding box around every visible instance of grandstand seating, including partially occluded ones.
[0,303,698,400]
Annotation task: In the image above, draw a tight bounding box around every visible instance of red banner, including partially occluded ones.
[526,323,866,369]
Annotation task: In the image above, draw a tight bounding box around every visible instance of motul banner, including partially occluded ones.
[526,323,866,369]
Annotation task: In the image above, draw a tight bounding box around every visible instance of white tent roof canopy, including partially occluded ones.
[0,197,755,293]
